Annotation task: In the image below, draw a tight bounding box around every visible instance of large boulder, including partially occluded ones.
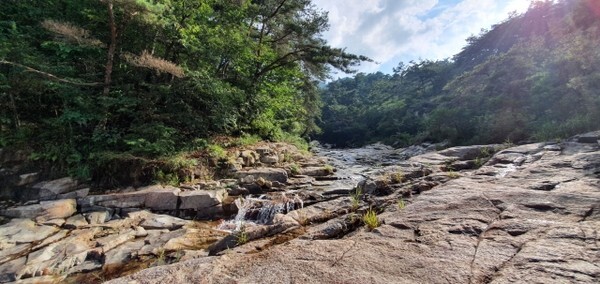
[178,189,227,211]
[33,177,79,200]
[235,168,288,183]
[0,199,77,222]
[78,186,180,211]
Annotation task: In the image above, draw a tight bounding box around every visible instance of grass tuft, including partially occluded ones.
[363,208,380,230]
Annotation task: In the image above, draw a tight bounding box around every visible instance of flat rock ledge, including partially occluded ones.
[109,133,600,284]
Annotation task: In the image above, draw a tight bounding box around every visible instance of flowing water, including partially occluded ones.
[218,143,411,232]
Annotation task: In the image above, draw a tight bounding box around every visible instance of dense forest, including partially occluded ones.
[318,0,600,147]
[0,0,368,183]
[2,0,599,185]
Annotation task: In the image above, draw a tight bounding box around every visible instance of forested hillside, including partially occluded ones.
[0,0,368,182]
[318,0,600,147]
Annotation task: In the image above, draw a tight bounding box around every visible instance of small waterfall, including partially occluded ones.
[218,193,304,231]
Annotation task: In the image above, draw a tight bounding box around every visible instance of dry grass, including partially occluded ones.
[124,50,185,78]
[41,19,104,47]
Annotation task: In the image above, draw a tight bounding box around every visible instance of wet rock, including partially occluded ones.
[226,185,249,196]
[64,214,89,229]
[235,168,288,183]
[33,177,78,201]
[208,214,300,256]
[103,240,145,274]
[138,229,186,256]
[66,260,102,275]
[163,227,227,251]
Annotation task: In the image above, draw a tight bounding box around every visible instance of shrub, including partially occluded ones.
[236,226,249,245]
[363,208,380,230]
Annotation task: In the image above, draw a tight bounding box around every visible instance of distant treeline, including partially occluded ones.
[317,0,600,147]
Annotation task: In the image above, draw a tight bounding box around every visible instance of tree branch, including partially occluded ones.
[0,60,102,86]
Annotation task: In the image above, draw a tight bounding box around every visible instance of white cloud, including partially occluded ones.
[313,0,532,77]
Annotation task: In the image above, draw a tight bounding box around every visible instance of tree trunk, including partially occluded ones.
[103,0,117,96]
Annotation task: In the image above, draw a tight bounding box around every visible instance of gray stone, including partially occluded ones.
[437,144,499,160]
[144,188,180,211]
[16,172,39,186]
[78,192,146,209]
[178,189,227,210]
[0,199,76,222]
[33,177,78,200]
[42,218,65,227]
[0,257,26,282]
[235,168,288,183]
[96,229,136,252]
[0,203,44,219]
[36,199,77,222]
[260,155,279,164]
[134,226,148,237]
[57,187,89,199]
[576,130,600,143]
[103,240,145,273]
[85,211,111,225]
[240,150,258,167]
[301,166,333,177]
[138,213,188,230]
[64,214,88,229]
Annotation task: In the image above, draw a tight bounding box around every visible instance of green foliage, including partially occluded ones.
[0,0,368,186]
[236,226,249,246]
[232,134,262,147]
[318,0,600,147]
[206,144,227,160]
[155,170,179,187]
[274,132,309,152]
[362,208,380,230]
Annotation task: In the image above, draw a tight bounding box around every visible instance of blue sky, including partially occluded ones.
[312,0,533,77]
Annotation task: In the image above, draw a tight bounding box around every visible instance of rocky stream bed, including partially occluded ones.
[1,132,599,283]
